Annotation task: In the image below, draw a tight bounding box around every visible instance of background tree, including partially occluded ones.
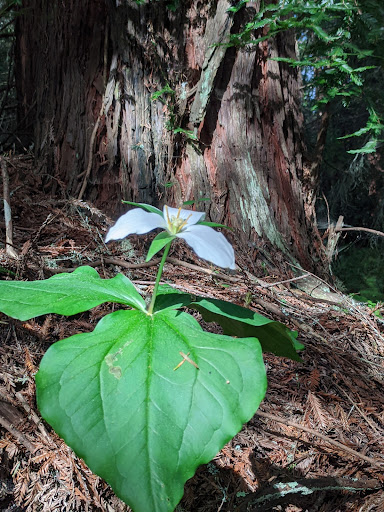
[14,0,327,273]
[0,0,19,149]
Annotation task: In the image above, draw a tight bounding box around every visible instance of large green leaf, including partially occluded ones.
[0,266,146,320]
[190,298,303,361]
[146,232,175,261]
[153,284,193,312]
[36,308,266,512]
[121,201,163,216]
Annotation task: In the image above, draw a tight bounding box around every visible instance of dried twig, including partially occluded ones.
[333,383,382,436]
[255,273,311,289]
[1,156,18,258]
[47,255,240,283]
[167,257,240,283]
[336,226,384,238]
[78,21,110,201]
[0,413,35,453]
[48,257,162,273]
[15,392,53,444]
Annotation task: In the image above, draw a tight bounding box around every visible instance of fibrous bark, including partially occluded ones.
[15,0,326,271]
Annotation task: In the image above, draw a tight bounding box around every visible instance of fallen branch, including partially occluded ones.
[47,256,241,283]
[48,257,162,273]
[0,156,18,258]
[336,226,384,238]
[167,257,241,283]
[255,410,384,469]
[0,412,35,453]
[236,475,382,510]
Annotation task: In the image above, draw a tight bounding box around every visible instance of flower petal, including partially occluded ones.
[105,208,166,242]
[163,206,205,227]
[177,224,235,269]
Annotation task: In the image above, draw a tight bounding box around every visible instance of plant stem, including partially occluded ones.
[147,242,172,315]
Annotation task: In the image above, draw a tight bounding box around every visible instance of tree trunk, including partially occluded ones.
[15,0,326,272]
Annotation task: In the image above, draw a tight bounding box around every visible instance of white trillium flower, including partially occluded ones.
[105,205,236,270]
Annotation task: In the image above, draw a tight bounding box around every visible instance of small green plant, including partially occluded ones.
[151,85,197,142]
[0,202,302,512]
[151,84,175,102]
[365,300,383,319]
[134,0,179,10]
[182,197,210,207]
[173,127,198,140]
[151,84,178,132]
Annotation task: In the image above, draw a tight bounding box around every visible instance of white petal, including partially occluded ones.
[177,225,235,269]
[163,205,205,226]
[105,208,166,242]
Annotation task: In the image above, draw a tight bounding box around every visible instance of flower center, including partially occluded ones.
[165,206,192,235]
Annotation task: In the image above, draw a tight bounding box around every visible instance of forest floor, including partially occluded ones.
[0,155,383,512]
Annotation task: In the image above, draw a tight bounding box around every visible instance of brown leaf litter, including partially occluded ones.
[0,155,383,511]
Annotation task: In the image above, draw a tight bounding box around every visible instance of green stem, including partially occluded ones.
[147,241,172,315]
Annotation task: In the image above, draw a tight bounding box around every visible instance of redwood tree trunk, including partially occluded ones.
[15,0,326,272]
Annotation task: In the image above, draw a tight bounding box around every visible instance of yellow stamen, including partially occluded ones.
[165,205,172,230]
[165,206,193,234]
[177,213,192,232]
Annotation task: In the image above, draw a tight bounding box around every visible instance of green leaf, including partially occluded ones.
[36,308,267,512]
[182,198,210,207]
[190,298,303,361]
[338,126,371,139]
[146,232,175,262]
[347,138,379,154]
[154,285,193,312]
[121,201,163,216]
[197,221,233,230]
[226,0,247,13]
[173,127,198,140]
[151,84,175,101]
[0,266,146,320]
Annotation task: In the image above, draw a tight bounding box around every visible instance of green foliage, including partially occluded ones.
[190,298,303,361]
[182,198,210,207]
[151,84,197,141]
[0,263,301,511]
[151,83,175,102]
[364,300,383,319]
[226,1,247,14]
[134,0,179,10]
[338,107,383,154]
[173,127,198,140]
[228,0,384,154]
[36,307,266,512]
[121,200,163,216]
[151,83,179,132]
[0,266,147,319]
[146,231,176,261]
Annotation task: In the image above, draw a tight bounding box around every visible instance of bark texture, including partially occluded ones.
[15,0,326,271]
